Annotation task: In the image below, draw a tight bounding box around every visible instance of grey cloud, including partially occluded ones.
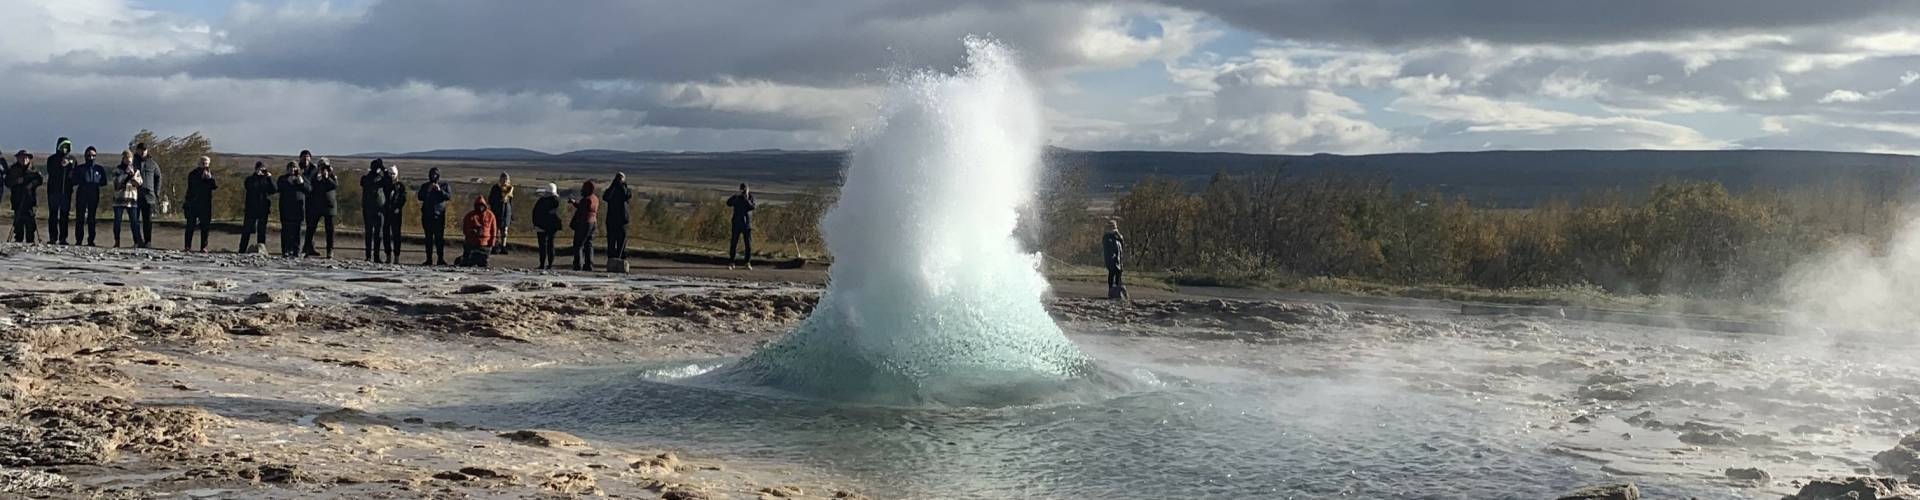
[1157,0,1920,46]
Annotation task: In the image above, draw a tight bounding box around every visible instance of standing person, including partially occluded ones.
[132,143,163,249]
[1103,220,1126,299]
[602,173,633,260]
[458,196,497,267]
[303,158,339,258]
[531,183,561,270]
[71,147,107,246]
[7,151,43,243]
[276,163,311,258]
[239,162,275,252]
[417,168,452,266]
[45,138,75,245]
[568,180,598,271]
[359,159,391,262]
[381,164,407,263]
[182,156,218,252]
[486,173,513,255]
[111,151,143,247]
[726,183,756,270]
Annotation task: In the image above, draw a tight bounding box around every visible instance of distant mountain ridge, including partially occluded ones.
[342,148,1920,206]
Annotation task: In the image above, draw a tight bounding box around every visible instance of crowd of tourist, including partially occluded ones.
[1,138,765,272]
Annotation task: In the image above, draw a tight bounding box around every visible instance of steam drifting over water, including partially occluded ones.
[700,37,1105,406]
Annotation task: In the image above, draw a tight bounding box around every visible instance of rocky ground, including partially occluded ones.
[4,242,1920,499]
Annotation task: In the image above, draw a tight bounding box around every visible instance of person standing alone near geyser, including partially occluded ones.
[360,159,391,263]
[1103,220,1126,299]
[7,151,43,243]
[239,161,275,253]
[418,168,452,266]
[182,156,218,253]
[725,183,755,270]
[132,143,163,249]
[71,146,107,246]
[45,138,75,245]
[276,162,311,258]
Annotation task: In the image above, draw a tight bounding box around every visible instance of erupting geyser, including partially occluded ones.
[699,37,1106,406]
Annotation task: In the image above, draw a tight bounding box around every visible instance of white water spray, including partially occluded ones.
[702,38,1104,406]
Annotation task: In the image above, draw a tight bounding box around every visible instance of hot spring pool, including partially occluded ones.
[379,357,1735,500]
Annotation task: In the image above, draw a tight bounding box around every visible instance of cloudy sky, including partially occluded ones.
[6,0,1920,155]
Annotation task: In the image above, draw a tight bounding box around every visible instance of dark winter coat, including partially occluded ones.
[307,170,339,216]
[532,195,562,233]
[6,162,44,211]
[134,155,163,202]
[243,173,276,218]
[726,193,755,229]
[44,152,73,205]
[602,181,633,226]
[1103,232,1124,269]
[382,180,407,216]
[417,181,451,216]
[184,168,219,216]
[71,161,108,205]
[360,171,390,212]
[276,174,311,219]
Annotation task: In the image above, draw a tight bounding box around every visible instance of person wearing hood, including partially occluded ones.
[7,151,44,243]
[417,167,452,266]
[302,157,340,258]
[71,146,108,246]
[132,143,163,249]
[45,138,75,245]
[603,173,634,260]
[276,162,311,258]
[239,161,275,252]
[458,196,497,267]
[111,151,144,247]
[360,159,391,262]
[486,173,514,255]
[183,156,219,252]
[531,183,561,270]
[569,180,599,271]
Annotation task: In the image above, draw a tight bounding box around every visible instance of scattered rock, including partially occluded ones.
[1724,467,1771,483]
[432,470,473,482]
[1877,431,1920,476]
[630,452,682,475]
[0,399,212,466]
[661,485,711,500]
[345,276,405,284]
[238,464,311,484]
[459,466,510,479]
[1789,476,1920,500]
[1553,483,1639,500]
[760,486,804,497]
[834,492,874,500]
[456,284,503,295]
[499,430,586,448]
[243,290,305,305]
[0,467,70,493]
[541,471,600,495]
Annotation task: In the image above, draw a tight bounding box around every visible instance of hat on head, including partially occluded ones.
[14,150,31,159]
[370,158,384,169]
[135,142,147,150]
[56,137,71,150]
[84,146,97,154]
[544,182,557,197]
[299,150,312,156]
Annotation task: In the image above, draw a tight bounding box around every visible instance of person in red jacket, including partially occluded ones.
[458,196,497,267]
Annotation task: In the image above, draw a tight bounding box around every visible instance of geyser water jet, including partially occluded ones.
[699,37,1104,406]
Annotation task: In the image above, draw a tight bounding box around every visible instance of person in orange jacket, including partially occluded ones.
[457,196,497,267]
